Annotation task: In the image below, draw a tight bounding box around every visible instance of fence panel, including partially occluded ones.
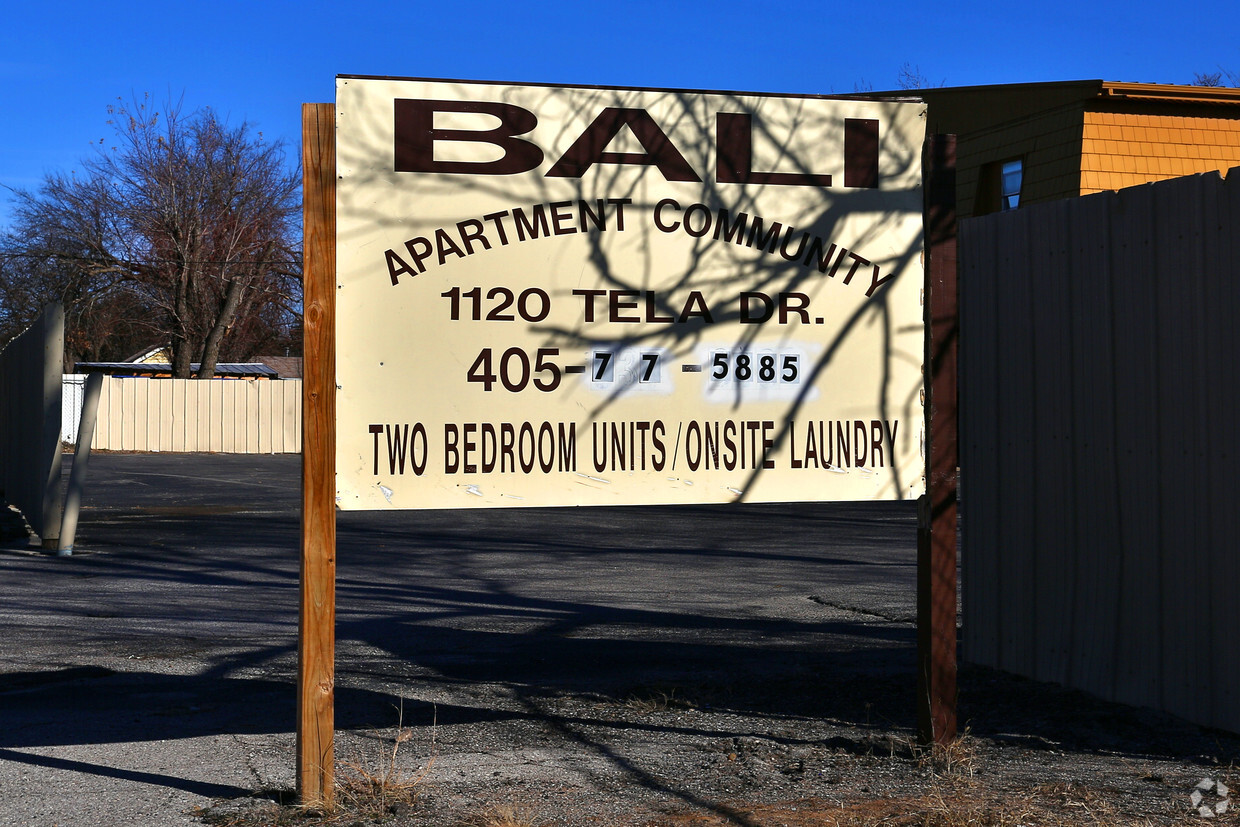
[960,167,1240,734]
[81,377,302,454]
[1064,194,1121,700]
[0,304,64,541]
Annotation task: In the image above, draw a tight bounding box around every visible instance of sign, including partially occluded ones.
[335,76,927,509]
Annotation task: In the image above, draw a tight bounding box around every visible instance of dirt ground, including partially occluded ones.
[199,646,1240,827]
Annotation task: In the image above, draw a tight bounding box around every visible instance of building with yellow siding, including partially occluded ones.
[869,80,1240,218]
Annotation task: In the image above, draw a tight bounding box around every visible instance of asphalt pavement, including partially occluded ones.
[0,453,920,826]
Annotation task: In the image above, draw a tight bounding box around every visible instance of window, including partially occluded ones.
[1000,159,1023,210]
[974,157,1025,215]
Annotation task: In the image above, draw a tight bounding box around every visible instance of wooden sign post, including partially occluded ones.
[299,102,337,807]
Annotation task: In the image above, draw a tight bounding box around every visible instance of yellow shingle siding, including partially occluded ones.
[1081,112,1240,194]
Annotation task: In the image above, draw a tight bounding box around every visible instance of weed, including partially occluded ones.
[625,687,683,715]
[195,702,435,827]
[912,728,978,778]
[459,802,544,827]
[336,701,435,819]
[622,682,712,715]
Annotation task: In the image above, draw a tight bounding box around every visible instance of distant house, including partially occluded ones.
[865,80,1240,219]
[254,356,303,379]
[126,346,172,365]
[75,345,295,379]
[73,362,280,379]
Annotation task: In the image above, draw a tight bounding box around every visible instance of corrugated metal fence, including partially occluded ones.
[960,168,1240,733]
[81,377,302,453]
[0,304,64,541]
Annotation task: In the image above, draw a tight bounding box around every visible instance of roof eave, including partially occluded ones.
[1099,81,1240,105]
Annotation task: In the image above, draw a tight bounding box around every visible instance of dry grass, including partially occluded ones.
[625,686,689,715]
[457,802,546,827]
[335,702,435,819]
[644,744,1236,827]
[195,703,435,826]
[648,782,1175,827]
[911,729,979,778]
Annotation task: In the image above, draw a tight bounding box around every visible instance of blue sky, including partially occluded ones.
[3,0,1238,228]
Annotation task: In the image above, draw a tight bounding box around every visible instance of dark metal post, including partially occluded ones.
[918,133,959,744]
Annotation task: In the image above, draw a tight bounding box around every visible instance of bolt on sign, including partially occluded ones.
[335,76,927,509]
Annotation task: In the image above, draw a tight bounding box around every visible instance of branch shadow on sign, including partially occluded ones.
[336,83,926,506]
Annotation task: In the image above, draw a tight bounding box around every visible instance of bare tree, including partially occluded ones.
[0,224,152,367]
[896,62,943,90]
[4,95,300,377]
[1192,68,1240,87]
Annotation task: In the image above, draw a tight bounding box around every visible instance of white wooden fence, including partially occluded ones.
[63,376,302,453]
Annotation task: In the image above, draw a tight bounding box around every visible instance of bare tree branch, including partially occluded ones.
[0,94,301,375]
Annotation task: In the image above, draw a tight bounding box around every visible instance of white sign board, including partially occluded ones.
[335,76,926,509]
